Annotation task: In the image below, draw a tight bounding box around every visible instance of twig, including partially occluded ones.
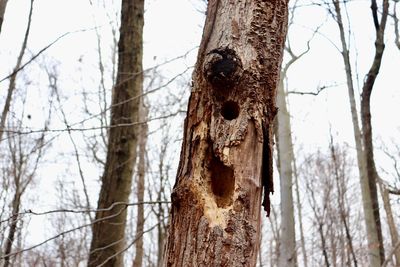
[0,201,170,224]
[288,83,340,96]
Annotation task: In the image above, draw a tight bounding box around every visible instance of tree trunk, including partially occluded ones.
[329,141,358,267]
[394,1,400,50]
[133,103,148,267]
[0,0,8,34]
[163,0,288,266]
[360,0,389,263]
[378,181,400,266]
[3,189,21,267]
[88,1,144,266]
[0,0,33,143]
[156,143,167,267]
[275,78,297,267]
[332,0,384,264]
[318,222,330,267]
[293,162,308,267]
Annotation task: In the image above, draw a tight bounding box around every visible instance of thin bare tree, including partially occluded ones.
[88,0,145,266]
[133,101,148,267]
[360,0,389,263]
[0,0,34,143]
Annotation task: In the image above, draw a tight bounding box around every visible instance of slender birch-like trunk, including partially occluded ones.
[133,103,148,267]
[276,78,297,267]
[379,181,400,266]
[331,0,387,264]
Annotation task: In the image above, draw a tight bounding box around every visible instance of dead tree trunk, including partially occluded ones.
[88,0,144,266]
[163,0,288,266]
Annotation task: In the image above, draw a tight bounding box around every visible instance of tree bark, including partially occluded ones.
[275,78,297,267]
[88,0,144,266]
[0,0,8,35]
[163,0,288,266]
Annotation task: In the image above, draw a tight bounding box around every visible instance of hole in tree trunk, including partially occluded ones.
[210,155,235,208]
[221,101,239,120]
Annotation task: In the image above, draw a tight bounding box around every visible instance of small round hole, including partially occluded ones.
[221,101,239,120]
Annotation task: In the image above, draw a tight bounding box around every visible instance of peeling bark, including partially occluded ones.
[163,0,288,266]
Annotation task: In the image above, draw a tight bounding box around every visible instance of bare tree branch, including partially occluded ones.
[0,110,186,141]
[288,83,340,96]
[0,201,170,260]
[0,201,170,224]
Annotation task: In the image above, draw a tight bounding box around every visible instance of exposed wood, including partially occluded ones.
[87,1,144,266]
[163,0,288,266]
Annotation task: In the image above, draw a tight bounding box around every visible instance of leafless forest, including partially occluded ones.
[0,0,399,266]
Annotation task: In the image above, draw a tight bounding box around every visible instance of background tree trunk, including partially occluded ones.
[360,0,389,263]
[88,0,144,266]
[0,0,8,34]
[133,102,148,267]
[275,77,297,267]
[379,181,400,266]
[332,0,385,264]
[0,0,33,143]
[163,0,288,266]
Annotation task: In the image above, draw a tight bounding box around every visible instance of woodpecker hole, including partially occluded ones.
[210,156,235,208]
[221,101,239,120]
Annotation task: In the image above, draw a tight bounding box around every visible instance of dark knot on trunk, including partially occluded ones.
[203,47,243,88]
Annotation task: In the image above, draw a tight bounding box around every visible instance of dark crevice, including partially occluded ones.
[221,101,239,120]
[210,155,235,208]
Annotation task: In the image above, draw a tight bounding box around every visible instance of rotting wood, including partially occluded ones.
[163,0,289,266]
